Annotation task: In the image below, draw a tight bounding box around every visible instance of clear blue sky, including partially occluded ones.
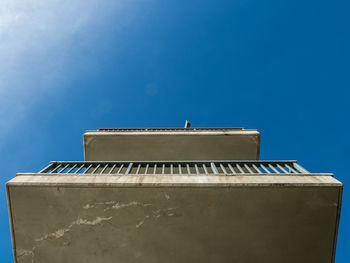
[0,0,349,261]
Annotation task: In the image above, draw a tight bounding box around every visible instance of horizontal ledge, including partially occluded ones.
[97,127,246,131]
[84,130,259,136]
[8,175,342,188]
[17,173,333,177]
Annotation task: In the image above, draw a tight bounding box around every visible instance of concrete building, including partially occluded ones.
[7,127,342,263]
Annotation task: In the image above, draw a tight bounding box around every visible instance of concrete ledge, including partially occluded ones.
[7,175,342,187]
[83,130,260,161]
[7,179,342,263]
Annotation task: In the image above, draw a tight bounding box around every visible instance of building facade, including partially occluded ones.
[7,127,342,263]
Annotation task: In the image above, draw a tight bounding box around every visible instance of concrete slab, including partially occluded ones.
[83,129,260,161]
[7,175,342,263]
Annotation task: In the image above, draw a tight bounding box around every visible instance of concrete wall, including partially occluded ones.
[83,130,260,161]
[7,175,342,263]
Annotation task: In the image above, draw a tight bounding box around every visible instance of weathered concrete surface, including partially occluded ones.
[8,174,342,187]
[7,175,342,263]
[83,130,260,161]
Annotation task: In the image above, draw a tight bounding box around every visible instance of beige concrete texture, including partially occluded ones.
[83,130,260,161]
[7,174,342,263]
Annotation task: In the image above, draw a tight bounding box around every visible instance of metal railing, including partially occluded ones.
[97,128,245,132]
[36,160,311,176]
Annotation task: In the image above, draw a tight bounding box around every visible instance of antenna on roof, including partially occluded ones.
[184,120,191,128]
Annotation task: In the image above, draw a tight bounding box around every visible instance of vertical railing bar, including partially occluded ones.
[170,164,174,174]
[260,164,270,173]
[125,163,133,175]
[162,164,165,175]
[244,164,254,174]
[236,164,244,174]
[67,164,78,173]
[220,164,227,174]
[293,163,310,174]
[108,164,117,174]
[153,164,157,175]
[50,163,61,173]
[276,164,288,174]
[211,162,219,174]
[285,164,297,173]
[228,163,236,174]
[117,164,124,174]
[100,164,109,174]
[92,164,101,174]
[203,164,208,174]
[136,164,141,175]
[83,164,93,174]
[145,164,149,174]
[268,164,279,174]
[252,164,262,174]
[195,164,199,174]
[75,164,85,174]
[187,164,191,174]
[50,164,62,174]
[39,163,54,173]
[178,164,182,175]
[58,164,70,174]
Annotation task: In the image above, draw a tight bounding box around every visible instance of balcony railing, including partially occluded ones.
[97,128,245,131]
[33,160,317,176]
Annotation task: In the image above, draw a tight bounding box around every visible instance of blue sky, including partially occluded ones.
[0,0,349,261]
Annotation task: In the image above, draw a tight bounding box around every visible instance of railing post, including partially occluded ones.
[38,163,54,173]
[293,163,310,174]
[211,162,219,174]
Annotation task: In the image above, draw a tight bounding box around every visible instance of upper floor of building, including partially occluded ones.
[83,127,260,161]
